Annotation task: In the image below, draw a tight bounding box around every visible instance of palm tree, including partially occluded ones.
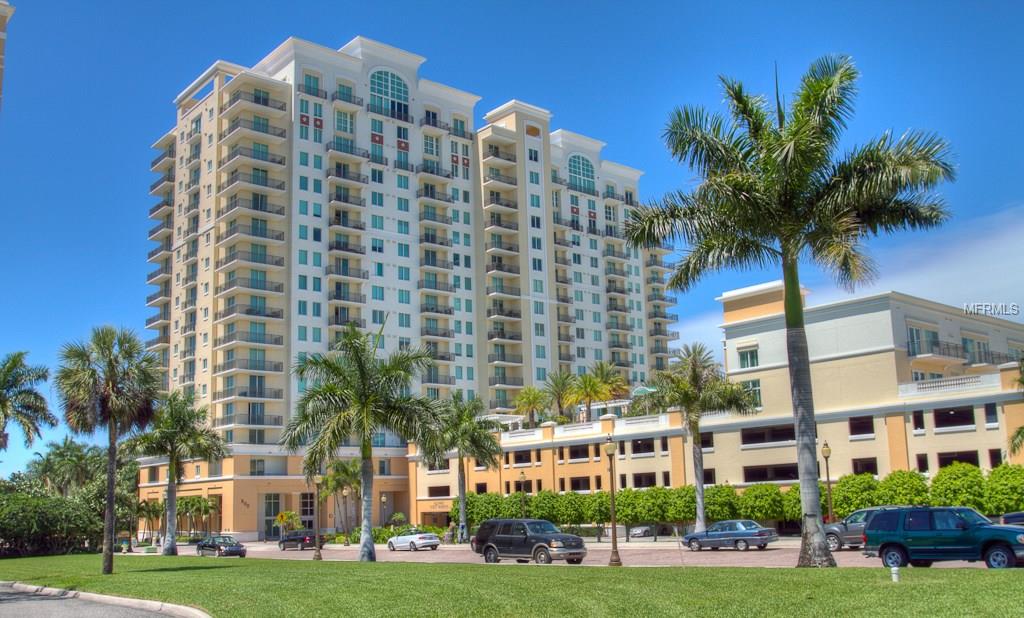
[55,326,161,575]
[513,387,551,427]
[140,500,163,544]
[0,351,56,451]
[321,459,361,535]
[195,497,215,536]
[281,324,440,562]
[420,392,501,543]
[625,56,953,567]
[36,436,104,497]
[274,510,301,541]
[590,361,629,415]
[641,344,757,533]
[572,373,610,422]
[543,370,579,423]
[1010,359,1024,456]
[124,391,227,555]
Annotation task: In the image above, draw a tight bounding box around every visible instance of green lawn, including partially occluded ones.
[0,555,1018,617]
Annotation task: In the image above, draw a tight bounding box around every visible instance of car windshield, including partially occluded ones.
[526,521,561,534]
[736,520,761,530]
[955,508,990,526]
[213,536,236,544]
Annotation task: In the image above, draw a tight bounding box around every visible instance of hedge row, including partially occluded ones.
[0,492,103,556]
[445,463,1024,528]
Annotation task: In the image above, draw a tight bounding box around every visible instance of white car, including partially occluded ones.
[387,529,440,551]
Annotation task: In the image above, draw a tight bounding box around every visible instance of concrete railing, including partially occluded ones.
[898,372,1001,397]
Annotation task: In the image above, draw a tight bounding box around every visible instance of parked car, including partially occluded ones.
[278,530,324,551]
[472,518,587,564]
[824,506,901,551]
[863,506,1024,569]
[387,529,440,551]
[683,520,779,551]
[629,526,653,538]
[196,535,246,557]
[1002,512,1024,526]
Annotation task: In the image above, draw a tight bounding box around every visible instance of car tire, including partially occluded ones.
[735,539,749,551]
[688,539,702,552]
[910,560,933,568]
[984,544,1017,569]
[881,545,908,568]
[826,534,842,552]
[430,545,438,550]
[757,544,767,550]
[710,547,719,551]
[484,546,500,563]
[567,558,583,564]
[196,546,202,556]
[387,542,395,551]
[278,542,284,551]
[410,542,418,552]
[299,544,305,551]
[534,547,552,564]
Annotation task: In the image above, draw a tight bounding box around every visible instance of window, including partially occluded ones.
[567,154,595,192]
[916,453,929,472]
[703,468,716,485]
[989,448,1003,468]
[700,432,714,449]
[631,438,655,455]
[867,511,899,532]
[632,473,657,488]
[742,463,799,482]
[852,458,878,475]
[984,402,998,425]
[514,450,531,465]
[427,486,449,498]
[933,407,975,429]
[570,477,591,492]
[662,471,671,486]
[568,444,589,460]
[905,509,931,531]
[912,410,925,431]
[937,451,979,468]
[933,510,962,530]
[147,467,158,483]
[741,379,762,406]
[475,483,487,494]
[740,424,795,445]
[738,348,759,368]
[660,436,669,452]
[848,416,874,436]
[249,459,265,476]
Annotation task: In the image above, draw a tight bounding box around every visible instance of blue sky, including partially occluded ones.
[2,0,1022,476]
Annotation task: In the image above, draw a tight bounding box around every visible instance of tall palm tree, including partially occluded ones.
[625,56,953,567]
[590,361,629,415]
[0,351,56,451]
[123,391,227,555]
[1010,359,1024,456]
[281,324,440,562]
[513,387,551,427]
[55,326,161,575]
[321,458,361,534]
[640,344,757,532]
[42,436,103,496]
[572,373,610,422]
[543,370,579,423]
[420,392,501,543]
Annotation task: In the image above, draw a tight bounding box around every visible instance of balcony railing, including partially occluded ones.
[603,248,629,260]
[606,322,633,331]
[151,148,175,168]
[297,84,328,99]
[428,350,455,362]
[326,139,370,159]
[214,331,284,346]
[603,189,626,202]
[328,291,367,303]
[393,159,415,173]
[148,242,171,260]
[213,387,284,400]
[489,399,514,410]
[451,127,474,140]
[420,116,451,131]
[366,103,411,123]
[650,346,671,355]
[149,173,174,192]
[605,267,627,278]
[418,280,456,293]
[485,171,517,186]
[485,147,516,163]
[420,303,454,315]
[216,250,285,269]
[222,224,285,242]
[422,373,456,385]
[145,312,169,327]
[327,167,368,184]
[420,258,453,270]
[215,304,284,321]
[486,262,520,275]
[486,218,519,232]
[329,240,366,254]
[329,216,365,230]
[647,292,674,303]
[220,146,286,167]
[149,198,173,217]
[487,330,522,341]
[486,241,519,253]
[567,182,598,197]
[419,211,452,225]
[215,277,284,294]
[220,117,287,140]
[219,196,286,218]
[331,191,366,207]
[417,162,451,179]
[486,286,521,296]
[325,264,368,279]
[213,413,284,427]
[329,316,366,328]
[907,341,1020,365]
[421,327,454,338]
[648,310,678,321]
[331,90,364,106]
[419,234,452,247]
[226,90,287,112]
[416,189,453,203]
[223,171,285,191]
[558,352,575,362]
[489,376,524,387]
[213,358,285,373]
[606,284,627,295]
[607,303,629,313]
[609,341,631,351]
[556,312,575,323]
[488,353,523,364]
[898,373,1002,397]
[485,197,518,210]
[487,306,522,319]
[146,335,169,348]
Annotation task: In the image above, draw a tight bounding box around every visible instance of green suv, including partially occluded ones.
[863,506,1024,569]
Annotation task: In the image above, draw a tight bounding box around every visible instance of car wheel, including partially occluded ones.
[387,542,395,551]
[534,547,552,564]
[735,539,749,551]
[985,544,1017,569]
[430,545,438,550]
[881,545,908,568]
[710,547,719,551]
[757,544,767,550]
[484,546,499,563]
[826,534,841,552]
[567,558,583,564]
[196,546,202,556]
[278,542,284,551]
[688,539,702,552]
[910,560,933,568]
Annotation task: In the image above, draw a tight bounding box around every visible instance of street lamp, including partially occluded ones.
[604,435,622,567]
[518,471,527,517]
[380,493,388,527]
[342,487,350,546]
[822,441,834,523]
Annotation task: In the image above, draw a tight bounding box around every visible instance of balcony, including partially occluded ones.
[427,349,455,362]
[213,358,285,374]
[366,103,412,123]
[325,264,368,280]
[329,215,365,231]
[216,250,284,269]
[551,174,568,186]
[646,257,672,270]
[219,196,286,219]
[326,139,370,161]
[609,341,631,351]
[147,266,171,283]
[486,241,519,255]
[417,162,451,179]
[330,191,366,208]
[489,400,515,411]
[488,353,523,365]
[554,256,571,267]
[212,387,284,401]
[486,285,521,298]
[420,258,453,271]
[898,373,1002,398]
[485,218,519,233]
[646,274,664,285]
[483,147,516,165]
[149,198,173,218]
[558,352,575,362]
[212,413,284,427]
[606,284,627,296]
[606,321,633,332]
[215,277,285,295]
[486,262,520,276]
[214,304,284,321]
[420,115,451,132]
[297,84,328,99]
[487,306,522,319]
[416,188,453,204]
[605,266,627,278]
[422,373,456,385]
[556,312,575,324]
[149,173,174,194]
[488,330,522,342]
[649,328,677,339]
[603,248,629,261]
[483,171,517,188]
[607,302,629,313]
[219,147,287,169]
[489,376,524,387]
[214,331,284,347]
[484,196,518,213]
[329,240,366,255]
[328,290,367,303]
[553,235,573,248]
[421,327,454,339]
[148,220,172,239]
[567,182,598,197]
[611,359,632,368]
[906,341,1020,365]
[555,273,570,285]
[419,211,452,225]
[331,90,363,108]
[151,147,175,170]
[557,332,575,343]
[648,310,678,321]
[146,335,169,348]
[146,289,170,305]
[222,90,287,115]
[220,117,287,143]
[148,242,172,261]
[451,127,474,140]
[329,316,366,328]
[650,346,671,356]
[647,292,674,304]
[420,303,454,315]
[178,347,196,360]
[555,293,573,304]
[419,234,452,248]
[418,280,456,293]
[327,167,368,186]
[393,159,415,173]
[222,223,286,243]
[221,171,285,193]
[603,189,626,203]
[146,311,170,328]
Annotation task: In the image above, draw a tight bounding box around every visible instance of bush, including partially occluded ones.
[0,491,102,556]
[527,491,561,523]
[556,491,588,527]
[984,464,1024,516]
[930,462,986,512]
[831,474,879,518]
[703,485,738,522]
[738,484,784,521]
[782,482,826,522]
[876,470,929,506]
[585,491,610,526]
[665,485,696,523]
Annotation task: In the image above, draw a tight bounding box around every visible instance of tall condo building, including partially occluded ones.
[141,36,672,539]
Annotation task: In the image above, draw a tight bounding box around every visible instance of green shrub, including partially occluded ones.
[556,491,588,527]
[527,491,561,523]
[876,470,929,506]
[738,484,784,521]
[665,485,696,523]
[0,492,102,556]
[782,482,826,522]
[703,485,738,522]
[984,464,1024,516]
[831,474,879,518]
[585,491,610,526]
[930,462,986,512]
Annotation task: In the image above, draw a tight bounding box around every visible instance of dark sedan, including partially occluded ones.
[683,519,779,551]
[278,530,325,550]
[196,535,246,557]
[1002,512,1024,526]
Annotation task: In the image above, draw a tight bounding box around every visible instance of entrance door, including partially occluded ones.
[263,493,281,539]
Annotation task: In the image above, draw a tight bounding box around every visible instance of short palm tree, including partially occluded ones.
[275,510,301,540]
[0,351,56,451]
[420,392,501,543]
[321,458,361,535]
[572,373,610,422]
[625,56,953,567]
[140,499,163,544]
[543,370,579,423]
[34,436,103,497]
[123,391,227,555]
[513,387,551,427]
[55,326,162,575]
[281,324,440,561]
[591,361,628,400]
[1010,360,1024,455]
[641,344,757,532]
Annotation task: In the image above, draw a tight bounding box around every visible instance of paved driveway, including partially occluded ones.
[0,584,162,617]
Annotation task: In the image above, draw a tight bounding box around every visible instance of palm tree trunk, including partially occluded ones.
[457,454,468,543]
[783,258,836,568]
[312,482,323,561]
[334,493,341,533]
[163,461,179,556]
[690,417,707,533]
[358,439,376,561]
[102,419,117,575]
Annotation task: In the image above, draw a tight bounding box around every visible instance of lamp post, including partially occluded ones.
[380,493,388,527]
[604,435,622,567]
[312,481,323,561]
[518,471,527,517]
[822,441,834,523]
[342,487,350,546]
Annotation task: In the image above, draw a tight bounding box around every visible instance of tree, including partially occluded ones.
[636,343,756,533]
[55,326,161,575]
[275,510,301,540]
[738,484,785,522]
[784,482,826,523]
[572,374,609,422]
[0,351,56,451]
[139,499,163,543]
[985,464,1024,516]
[124,391,227,555]
[543,370,579,424]
[665,485,697,527]
[27,437,105,497]
[929,462,986,512]
[625,56,954,567]
[321,459,361,534]
[281,323,440,562]
[1010,360,1024,456]
[831,474,879,518]
[585,491,610,541]
[876,470,929,507]
[528,490,562,524]
[703,485,739,522]
[590,361,628,404]
[513,387,551,427]
[558,491,588,530]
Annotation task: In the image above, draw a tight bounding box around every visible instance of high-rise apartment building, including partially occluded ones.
[141,36,671,539]
[0,1,14,109]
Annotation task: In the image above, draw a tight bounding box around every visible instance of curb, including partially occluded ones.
[0,580,210,617]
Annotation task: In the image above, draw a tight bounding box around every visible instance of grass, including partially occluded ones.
[0,554,1019,617]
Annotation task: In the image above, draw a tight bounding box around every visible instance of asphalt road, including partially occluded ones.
[0,584,162,617]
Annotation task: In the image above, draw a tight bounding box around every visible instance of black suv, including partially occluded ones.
[472,518,586,564]
[278,530,324,551]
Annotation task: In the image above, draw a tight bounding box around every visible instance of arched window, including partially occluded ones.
[567,154,595,193]
[369,70,409,119]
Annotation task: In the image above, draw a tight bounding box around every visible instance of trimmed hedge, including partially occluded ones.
[0,492,102,556]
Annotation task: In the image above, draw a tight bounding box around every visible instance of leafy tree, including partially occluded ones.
[929,462,986,512]
[831,474,880,518]
[783,482,826,522]
[738,484,784,521]
[55,326,161,575]
[703,485,739,522]
[0,352,56,452]
[321,459,361,534]
[558,491,588,529]
[527,490,561,523]
[139,499,163,543]
[500,493,531,519]
[513,387,551,427]
[665,485,697,524]
[612,488,641,538]
[281,324,440,562]
[471,492,504,527]
[984,464,1024,516]
[543,371,579,423]
[876,470,929,506]
[590,361,629,405]
[585,491,610,535]
[626,56,954,567]
[571,374,610,422]
[26,437,104,497]
[0,491,102,556]
[275,511,302,539]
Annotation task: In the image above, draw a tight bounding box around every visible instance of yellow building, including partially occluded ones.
[0,1,14,110]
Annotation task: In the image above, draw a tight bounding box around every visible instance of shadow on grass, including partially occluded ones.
[127,564,237,574]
